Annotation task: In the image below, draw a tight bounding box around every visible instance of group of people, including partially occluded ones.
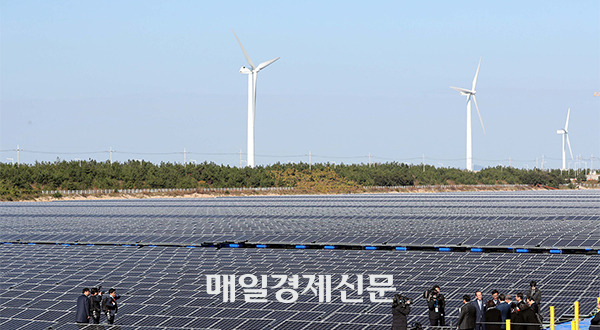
[392,281,544,330]
[457,285,541,330]
[75,287,120,328]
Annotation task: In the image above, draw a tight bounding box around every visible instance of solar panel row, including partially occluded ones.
[0,191,598,249]
[0,191,598,329]
[0,244,598,329]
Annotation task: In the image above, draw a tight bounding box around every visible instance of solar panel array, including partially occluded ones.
[0,191,598,249]
[0,245,599,330]
[0,190,599,329]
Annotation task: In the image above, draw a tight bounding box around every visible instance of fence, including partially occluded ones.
[580,183,600,188]
[41,184,540,196]
[40,184,573,196]
[41,187,295,195]
[362,184,532,189]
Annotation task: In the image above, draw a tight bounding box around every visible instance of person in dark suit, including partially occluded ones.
[511,301,524,330]
[488,290,501,306]
[458,295,477,330]
[75,288,90,328]
[515,292,524,305]
[471,291,486,330]
[518,301,540,330]
[590,300,600,328]
[496,294,512,329]
[526,297,540,318]
[427,285,446,326]
[525,281,541,308]
[89,287,103,324]
[392,293,411,330]
[485,300,502,330]
[102,288,119,325]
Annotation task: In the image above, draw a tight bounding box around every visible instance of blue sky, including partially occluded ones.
[1,1,599,169]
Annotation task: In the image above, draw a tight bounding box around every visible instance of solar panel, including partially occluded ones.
[0,191,599,329]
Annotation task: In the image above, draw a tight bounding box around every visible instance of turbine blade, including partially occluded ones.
[473,95,485,134]
[451,86,472,94]
[564,108,570,131]
[566,134,573,160]
[232,29,255,69]
[471,57,481,91]
[256,57,280,71]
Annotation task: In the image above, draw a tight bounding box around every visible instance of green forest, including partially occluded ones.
[0,160,587,201]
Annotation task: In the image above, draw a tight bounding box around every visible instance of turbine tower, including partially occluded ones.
[451,58,485,171]
[233,30,279,168]
[556,108,573,170]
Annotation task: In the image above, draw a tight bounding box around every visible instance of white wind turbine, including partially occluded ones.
[233,30,279,168]
[556,108,573,170]
[451,58,485,172]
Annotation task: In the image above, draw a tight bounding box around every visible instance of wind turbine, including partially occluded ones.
[451,57,485,171]
[556,108,573,170]
[233,30,279,168]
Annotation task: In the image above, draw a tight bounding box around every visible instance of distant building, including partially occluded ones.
[586,171,599,181]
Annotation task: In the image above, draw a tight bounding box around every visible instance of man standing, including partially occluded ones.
[75,288,90,328]
[427,285,446,326]
[471,291,486,330]
[488,290,501,306]
[103,288,119,324]
[527,297,542,326]
[392,293,411,330]
[525,281,541,308]
[511,300,524,330]
[89,287,103,324]
[515,292,524,305]
[496,294,512,329]
[458,295,477,330]
[518,301,540,330]
[590,300,600,328]
[484,300,502,330]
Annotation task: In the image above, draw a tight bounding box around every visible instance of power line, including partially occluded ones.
[20,149,107,155]
[2,147,598,169]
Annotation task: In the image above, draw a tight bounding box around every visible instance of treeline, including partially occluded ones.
[0,160,583,200]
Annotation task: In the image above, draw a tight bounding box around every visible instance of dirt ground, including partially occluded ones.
[21,185,562,203]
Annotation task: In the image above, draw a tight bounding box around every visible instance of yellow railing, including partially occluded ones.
[574,301,579,329]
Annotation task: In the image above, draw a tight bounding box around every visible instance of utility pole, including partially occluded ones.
[183,148,187,166]
[309,151,312,171]
[422,154,425,172]
[368,153,371,167]
[109,147,113,165]
[536,157,538,169]
[541,154,545,171]
[16,145,20,166]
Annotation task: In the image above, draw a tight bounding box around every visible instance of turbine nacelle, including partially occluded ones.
[450,86,475,96]
[556,129,566,135]
[239,66,252,74]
